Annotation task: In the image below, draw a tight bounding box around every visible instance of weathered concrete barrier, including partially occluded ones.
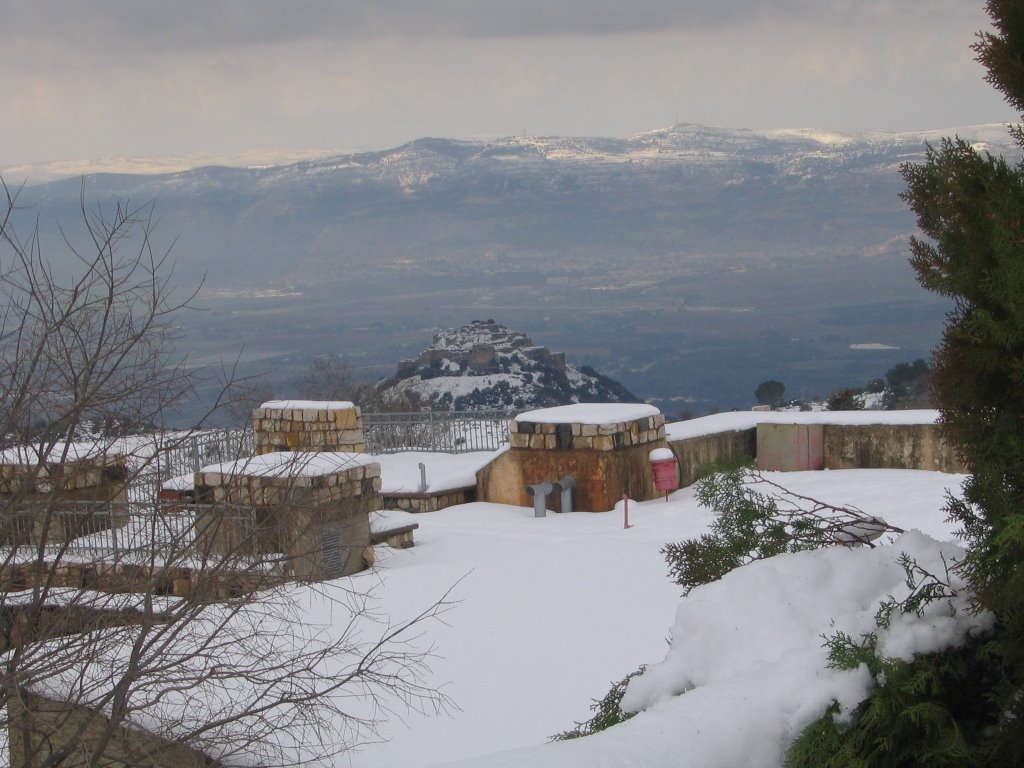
[822,423,963,472]
[668,427,758,487]
[664,410,966,485]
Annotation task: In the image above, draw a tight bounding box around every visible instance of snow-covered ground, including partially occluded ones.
[7,411,981,767]
[349,463,979,768]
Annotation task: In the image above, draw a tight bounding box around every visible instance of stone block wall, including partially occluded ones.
[509,413,666,452]
[0,454,127,497]
[194,452,380,580]
[0,454,129,546]
[381,487,476,513]
[482,405,669,512]
[9,690,220,768]
[253,400,365,454]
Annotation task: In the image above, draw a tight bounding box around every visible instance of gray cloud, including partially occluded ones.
[1,0,974,54]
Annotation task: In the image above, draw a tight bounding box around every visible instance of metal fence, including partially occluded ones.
[361,410,516,454]
[151,429,256,481]
[0,501,196,565]
[149,412,512,471]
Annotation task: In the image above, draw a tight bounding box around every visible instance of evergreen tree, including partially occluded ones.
[900,1,1024,759]
[754,379,786,407]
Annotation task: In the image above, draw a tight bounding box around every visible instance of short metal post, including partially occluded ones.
[623,493,632,529]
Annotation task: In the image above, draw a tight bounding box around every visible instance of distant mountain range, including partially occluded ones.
[6,124,1015,425]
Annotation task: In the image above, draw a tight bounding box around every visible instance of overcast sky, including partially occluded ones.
[1,0,1017,168]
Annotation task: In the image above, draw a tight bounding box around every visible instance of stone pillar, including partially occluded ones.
[252,400,366,455]
[194,451,380,580]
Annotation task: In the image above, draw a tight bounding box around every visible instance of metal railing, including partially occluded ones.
[150,429,256,482]
[0,501,196,565]
[147,412,511,471]
[361,410,516,454]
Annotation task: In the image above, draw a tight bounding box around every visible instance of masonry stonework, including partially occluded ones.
[194,452,379,580]
[0,453,129,546]
[480,405,669,513]
[253,400,366,454]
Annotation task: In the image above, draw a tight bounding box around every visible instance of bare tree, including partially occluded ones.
[298,356,361,403]
[0,181,453,767]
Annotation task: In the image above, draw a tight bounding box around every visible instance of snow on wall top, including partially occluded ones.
[198,450,376,478]
[258,399,356,411]
[515,403,662,425]
[665,409,941,441]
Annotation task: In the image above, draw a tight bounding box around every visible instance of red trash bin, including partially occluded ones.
[649,448,679,499]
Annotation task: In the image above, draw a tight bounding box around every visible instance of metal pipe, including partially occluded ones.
[552,476,576,513]
[526,481,554,517]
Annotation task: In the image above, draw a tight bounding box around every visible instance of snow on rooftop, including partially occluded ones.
[373,450,502,494]
[199,451,376,478]
[259,399,355,411]
[515,403,661,425]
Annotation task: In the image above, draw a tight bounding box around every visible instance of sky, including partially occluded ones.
[1,0,1017,171]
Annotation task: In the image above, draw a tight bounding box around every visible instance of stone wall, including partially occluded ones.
[382,487,477,513]
[0,454,129,546]
[509,413,665,452]
[253,400,365,454]
[482,405,669,512]
[8,690,221,768]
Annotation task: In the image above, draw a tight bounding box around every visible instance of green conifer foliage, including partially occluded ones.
[898,1,1024,758]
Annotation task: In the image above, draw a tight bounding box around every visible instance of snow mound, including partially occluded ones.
[443,530,991,768]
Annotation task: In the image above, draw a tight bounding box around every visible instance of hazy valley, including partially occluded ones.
[11,123,1012,424]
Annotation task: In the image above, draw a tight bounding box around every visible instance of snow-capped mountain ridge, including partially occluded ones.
[10,122,1007,424]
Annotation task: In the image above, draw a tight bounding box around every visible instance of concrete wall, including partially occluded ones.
[668,428,758,487]
[822,423,964,472]
[664,419,965,487]
[757,424,825,472]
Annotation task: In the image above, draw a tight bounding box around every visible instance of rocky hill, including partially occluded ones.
[374,320,640,411]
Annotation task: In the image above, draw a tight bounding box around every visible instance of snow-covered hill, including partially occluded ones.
[373,320,640,411]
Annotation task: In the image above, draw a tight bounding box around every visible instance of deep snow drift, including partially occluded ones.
[350,465,980,768]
